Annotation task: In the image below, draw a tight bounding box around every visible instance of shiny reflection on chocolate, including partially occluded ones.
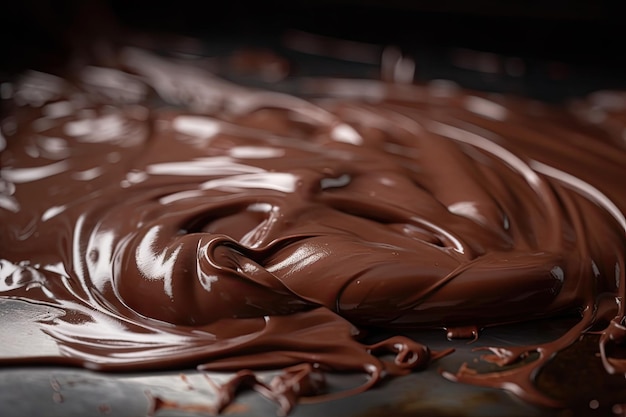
[1,47,625,413]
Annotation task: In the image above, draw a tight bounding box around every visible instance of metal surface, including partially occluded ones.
[1,299,563,417]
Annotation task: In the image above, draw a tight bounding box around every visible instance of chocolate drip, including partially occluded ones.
[1,47,626,413]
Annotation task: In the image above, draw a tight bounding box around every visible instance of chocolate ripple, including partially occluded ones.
[1,48,625,413]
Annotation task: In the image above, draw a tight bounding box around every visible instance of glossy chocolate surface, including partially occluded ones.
[1,47,625,413]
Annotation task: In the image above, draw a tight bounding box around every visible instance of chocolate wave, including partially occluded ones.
[1,48,625,413]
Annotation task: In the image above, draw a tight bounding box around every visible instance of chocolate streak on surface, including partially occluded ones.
[1,47,626,412]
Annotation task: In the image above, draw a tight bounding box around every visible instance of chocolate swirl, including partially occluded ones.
[1,48,625,412]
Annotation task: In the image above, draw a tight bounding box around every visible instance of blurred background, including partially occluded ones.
[2,0,625,101]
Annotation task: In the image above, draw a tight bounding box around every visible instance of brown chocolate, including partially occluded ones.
[1,48,625,413]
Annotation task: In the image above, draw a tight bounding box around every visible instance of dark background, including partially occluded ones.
[2,0,625,101]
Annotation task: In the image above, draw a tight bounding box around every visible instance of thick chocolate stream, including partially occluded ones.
[1,48,625,413]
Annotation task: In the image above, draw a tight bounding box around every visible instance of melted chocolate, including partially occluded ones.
[1,47,625,413]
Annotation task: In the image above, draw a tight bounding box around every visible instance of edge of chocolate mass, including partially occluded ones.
[1,46,625,415]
